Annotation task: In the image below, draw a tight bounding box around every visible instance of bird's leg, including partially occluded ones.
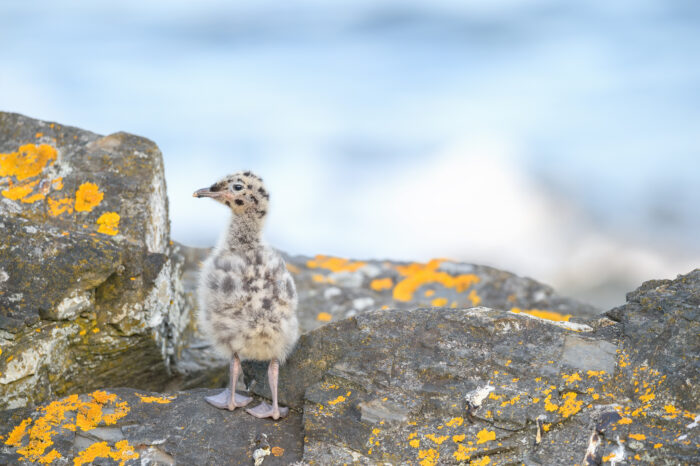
[205,353,253,410]
[246,359,289,420]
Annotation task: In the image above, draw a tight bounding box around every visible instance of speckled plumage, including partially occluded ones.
[196,172,299,363]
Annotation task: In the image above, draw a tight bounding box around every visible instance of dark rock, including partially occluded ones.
[0,112,188,410]
[0,388,302,465]
[175,248,600,389]
[2,270,697,464]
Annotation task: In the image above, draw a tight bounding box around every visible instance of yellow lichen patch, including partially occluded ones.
[307,255,366,273]
[271,446,284,456]
[0,143,57,181]
[4,418,32,446]
[510,308,571,322]
[48,197,74,216]
[470,456,491,466]
[392,259,480,302]
[617,417,633,425]
[639,392,655,403]
[476,428,496,444]
[135,393,176,404]
[424,289,435,297]
[2,179,40,200]
[629,433,646,440]
[38,449,61,464]
[8,392,130,463]
[425,433,448,445]
[52,177,63,190]
[74,182,104,212]
[285,263,300,274]
[370,277,393,291]
[454,443,477,461]
[409,439,420,448]
[74,440,139,466]
[90,391,116,404]
[663,405,679,418]
[586,370,606,378]
[452,434,466,443]
[311,274,334,284]
[544,394,558,412]
[468,289,481,306]
[418,448,439,466]
[328,395,347,405]
[446,417,463,427]
[562,372,582,384]
[316,312,332,322]
[653,443,662,449]
[431,297,448,307]
[558,392,582,418]
[500,394,521,407]
[22,192,46,203]
[96,212,120,235]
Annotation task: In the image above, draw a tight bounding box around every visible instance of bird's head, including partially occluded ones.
[193,171,269,219]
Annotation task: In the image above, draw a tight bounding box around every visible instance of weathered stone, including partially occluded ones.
[175,248,599,388]
[0,112,188,410]
[0,388,302,465]
[1,270,698,464]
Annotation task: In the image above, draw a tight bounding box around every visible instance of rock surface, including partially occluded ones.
[0,112,188,409]
[0,388,302,465]
[174,248,600,387]
[3,270,696,465]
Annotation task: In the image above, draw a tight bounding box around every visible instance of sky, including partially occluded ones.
[1,0,699,307]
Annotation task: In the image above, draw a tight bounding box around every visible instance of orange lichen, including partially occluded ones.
[418,448,439,466]
[617,417,633,425]
[370,277,394,291]
[544,394,558,412]
[328,394,348,405]
[271,446,284,456]
[452,434,466,443]
[470,456,491,466]
[307,255,366,273]
[500,394,521,407]
[454,443,477,461]
[510,308,571,322]
[431,297,448,307]
[562,372,582,384]
[74,182,104,212]
[425,434,449,445]
[629,433,646,440]
[52,177,63,190]
[639,392,655,403]
[0,143,57,181]
[2,179,39,200]
[22,192,46,203]
[559,392,582,418]
[135,393,175,404]
[316,312,332,322]
[311,274,335,284]
[47,197,74,216]
[73,440,138,466]
[38,449,61,464]
[424,289,435,297]
[476,428,495,444]
[96,212,120,235]
[468,289,481,306]
[285,263,300,274]
[6,391,130,463]
[653,443,662,449]
[4,418,32,446]
[409,439,420,448]
[445,417,464,427]
[393,259,480,302]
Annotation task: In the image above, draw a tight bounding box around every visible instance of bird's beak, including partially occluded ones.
[193,187,220,199]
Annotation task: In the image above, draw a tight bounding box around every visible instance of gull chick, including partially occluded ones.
[194,171,298,419]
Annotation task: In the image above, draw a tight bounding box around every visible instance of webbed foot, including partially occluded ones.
[246,402,289,420]
[205,388,252,410]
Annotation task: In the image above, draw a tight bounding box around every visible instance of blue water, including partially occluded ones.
[1,0,699,303]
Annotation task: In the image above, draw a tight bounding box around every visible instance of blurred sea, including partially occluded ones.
[1,0,699,308]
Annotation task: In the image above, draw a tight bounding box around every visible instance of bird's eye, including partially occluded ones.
[233,184,244,191]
